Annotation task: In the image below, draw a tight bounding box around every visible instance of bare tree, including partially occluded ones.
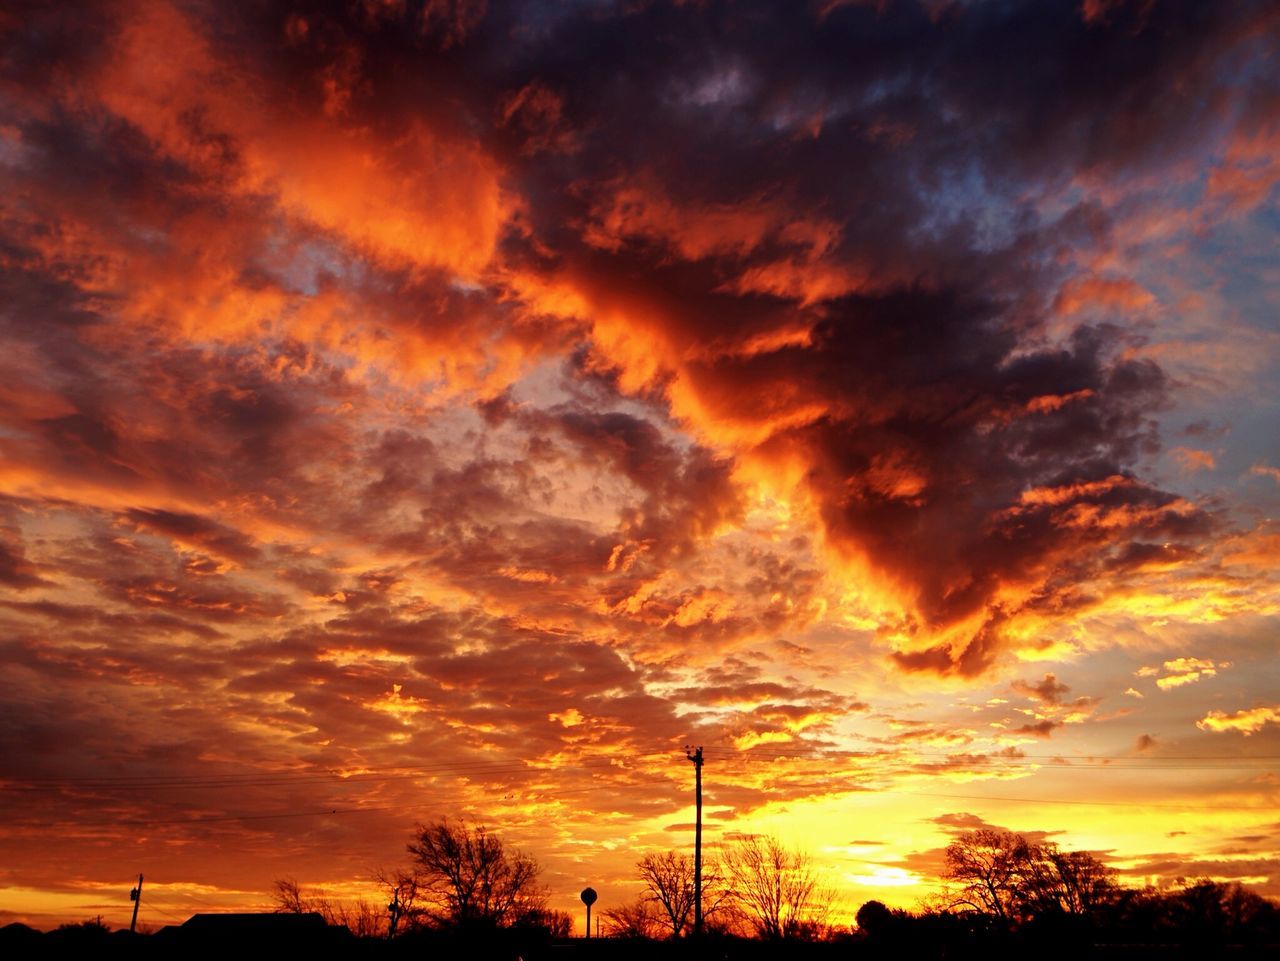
[272,877,387,937]
[635,850,731,937]
[943,829,1030,921]
[1041,845,1117,916]
[273,877,310,915]
[374,866,426,934]
[326,899,388,938]
[516,907,574,937]
[407,818,546,928]
[721,835,831,939]
[944,831,1117,922]
[601,898,666,939]
[637,851,698,937]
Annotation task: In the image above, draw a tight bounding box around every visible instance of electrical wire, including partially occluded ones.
[6,745,1275,793]
[3,742,1273,830]
[3,749,683,790]
[0,769,690,829]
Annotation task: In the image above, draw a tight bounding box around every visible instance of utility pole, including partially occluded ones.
[128,874,143,933]
[387,890,401,939]
[685,745,704,936]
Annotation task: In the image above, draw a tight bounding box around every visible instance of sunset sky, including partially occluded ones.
[2,0,1279,933]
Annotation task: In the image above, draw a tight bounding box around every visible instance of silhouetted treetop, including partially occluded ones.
[407,818,546,929]
[943,829,1120,925]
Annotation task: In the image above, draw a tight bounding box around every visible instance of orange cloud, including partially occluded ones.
[1053,275,1157,316]
[1149,656,1225,691]
[96,0,508,279]
[1197,705,1280,736]
[1250,464,1280,485]
[1015,475,1133,508]
[1171,447,1216,473]
[580,178,880,306]
[1024,389,1095,415]
[1207,118,1280,216]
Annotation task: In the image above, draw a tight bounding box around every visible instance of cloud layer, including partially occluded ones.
[2,0,1278,926]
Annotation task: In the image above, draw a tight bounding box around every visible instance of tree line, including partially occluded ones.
[600,835,830,939]
[273,820,832,940]
[274,819,573,938]
[854,828,1279,953]
[270,820,1279,951]
[9,821,1275,958]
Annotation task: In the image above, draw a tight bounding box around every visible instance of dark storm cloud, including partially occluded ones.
[5,0,1269,674]
[0,526,46,589]
[1012,719,1063,739]
[1013,674,1072,706]
[348,403,746,633]
[123,508,262,563]
[930,812,1011,834]
[546,407,740,552]
[0,598,225,641]
[462,0,1259,670]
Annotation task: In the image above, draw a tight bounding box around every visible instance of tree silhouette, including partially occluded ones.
[1033,844,1117,916]
[721,834,831,939]
[406,818,546,929]
[514,906,574,937]
[373,866,426,934]
[271,877,386,937]
[600,898,666,939]
[943,829,1029,921]
[943,830,1116,924]
[272,877,309,915]
[637,851,696,938]
[636,850,727,937]
[1162,879,1280,946]
[855,899,895,938]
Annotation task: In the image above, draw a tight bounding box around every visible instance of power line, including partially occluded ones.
[7,773,1270,833]
[6,745,1274,793]
[2,770,690,830]
[140,903,188,923]
[4,805,394,829]
[715,752,1277,766]
[705,743,1280,762]
[3,743,1273,832]
[2,749,685,790]
[879,789,1273,812]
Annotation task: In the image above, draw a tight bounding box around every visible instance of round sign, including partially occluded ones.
[580,887,598,906]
